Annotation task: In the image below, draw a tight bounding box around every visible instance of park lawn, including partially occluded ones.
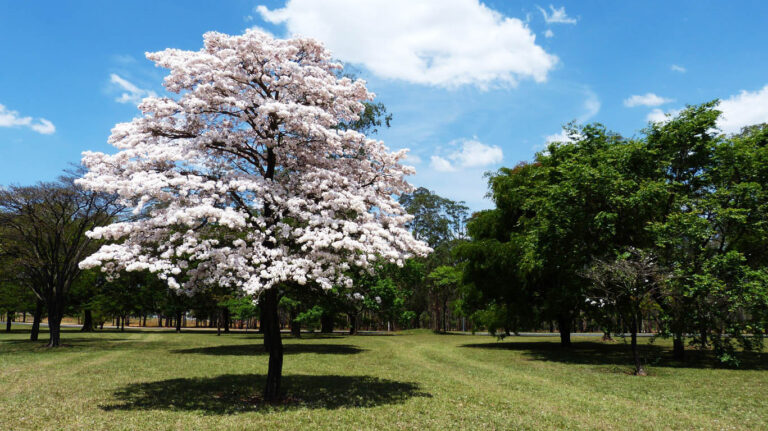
[1,327,766,430]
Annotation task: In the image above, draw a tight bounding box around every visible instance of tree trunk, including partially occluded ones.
[223,308,230,333]
[5,311,12,332]
[217,309,222,336]
[262,288,283,402]
[320,313,334,334]
[348,312,358,335]
[46,302,63,347]
[175,310,182,333]
[142,315,147,327]
[30,300,43,341]
[120,315,125,332]
[631,313,646,376]
[290,310,301,338]
[80,309,94,332]
[557,315,572,347]
[673,333,685,360]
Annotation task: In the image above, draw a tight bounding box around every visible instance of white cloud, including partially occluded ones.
[0,103,55,135]
[110,73,157,105]
[257,0,558,87]
[544,29,554,38]
[430,155,456,172]
[718,85,768,134]
[403,152,422,165]
[544,129,576,144]
[670,64,686,73]
[624,93,674,108]
[430,139,503,172]
[449,139,503,168]
[537,5,577,24]
[643,85,768,133]
[645,108,681,123]
[580,91,601,122]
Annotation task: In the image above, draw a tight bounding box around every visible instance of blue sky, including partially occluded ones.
[2,1,768,209]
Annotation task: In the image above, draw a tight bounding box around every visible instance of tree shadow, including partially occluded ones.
[101,374,429,413]
[461,341,768,370]
[172,343,364,356]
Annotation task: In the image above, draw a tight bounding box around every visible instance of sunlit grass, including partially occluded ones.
[1,326,766,430]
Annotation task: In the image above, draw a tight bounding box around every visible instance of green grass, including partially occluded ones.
[1,326,767,430]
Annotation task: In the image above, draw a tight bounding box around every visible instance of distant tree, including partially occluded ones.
[0,172,121,346]
[582,248,665,375]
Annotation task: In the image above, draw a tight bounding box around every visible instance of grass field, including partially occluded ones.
[1,327,767,430]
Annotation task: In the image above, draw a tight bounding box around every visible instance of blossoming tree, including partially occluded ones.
[78,30,430,400]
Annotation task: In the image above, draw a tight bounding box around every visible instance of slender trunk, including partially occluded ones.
[216,309,222,336]
[223,308,230,333]
[348,312,357,335]
[5,311,12,332]
[557,315,572,347]
[175,310,182,333]
[143,315,147,327]
[262,288,283,402]
[442,298,448,332]
[22,311,26,322]
[80,309,94,332]
[120,315,125,332]
[46,302,63,347]
[30,300,43,341]
[631,313,646,376]
[673,333,685,360]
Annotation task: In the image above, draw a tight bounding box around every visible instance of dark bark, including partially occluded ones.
[262,288,283,402]
[46,302,63,347]
[80,309,94,332]
[217,310,222,336]
[120,315,125,332]
[142,315,147,327]
[30,300,42,341]
[223,308,230,333]
[289,310,301,338]
[348,312,358,335]
[320,313,334,334]
[557,315,572,347]
[175,310,182,333]
[673,333,685,360]
[5,311,12,332]
[630,313,646,376]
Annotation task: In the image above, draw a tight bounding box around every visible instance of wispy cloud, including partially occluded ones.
[624,93,673,107]
[0,103,55,135]
[537,5,577,24]
[544,29,554,38]
[580,91,601,122]
[670,64,686,73]
[109,73,157,105]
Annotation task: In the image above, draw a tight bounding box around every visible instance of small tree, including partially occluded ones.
[78,30,428,401]
[0,172,120,346]
[582,248,664,376]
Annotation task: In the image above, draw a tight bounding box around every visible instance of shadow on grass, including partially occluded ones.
[101,374,429,413]
[461,341,768,370]
[172,343,364,356]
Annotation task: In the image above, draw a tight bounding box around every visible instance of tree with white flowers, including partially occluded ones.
[78,30,430,401]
